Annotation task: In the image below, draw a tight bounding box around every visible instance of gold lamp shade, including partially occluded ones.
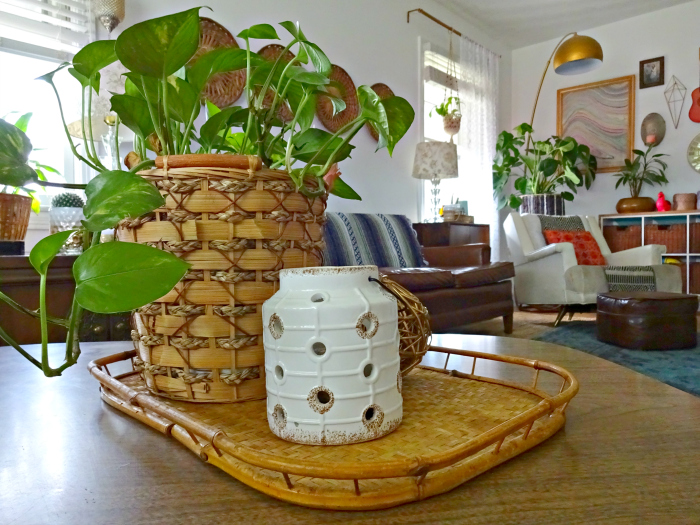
[553,34,603,75]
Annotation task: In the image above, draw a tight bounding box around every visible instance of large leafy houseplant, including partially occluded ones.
[492,123,597,210]
[0,8,415,376]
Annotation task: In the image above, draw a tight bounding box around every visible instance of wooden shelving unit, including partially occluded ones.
[600,210,700,294]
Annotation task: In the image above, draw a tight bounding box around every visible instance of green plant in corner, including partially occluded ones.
[613,144,668,197]
[492,122,598,210]
[429,96,460,118]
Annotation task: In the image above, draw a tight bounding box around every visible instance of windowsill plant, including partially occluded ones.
[0,7,415,377]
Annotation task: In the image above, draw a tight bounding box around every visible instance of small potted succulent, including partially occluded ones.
[493,123,597,216]
[49,192,85,254]
[613,144,669,213]
[430,96,461,139]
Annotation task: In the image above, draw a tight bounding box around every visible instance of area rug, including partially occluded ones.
[534,321,700,397]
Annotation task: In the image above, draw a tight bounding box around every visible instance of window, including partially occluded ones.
[420,43,464,221]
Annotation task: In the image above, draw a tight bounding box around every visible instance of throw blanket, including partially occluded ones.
[604,265,657,292]
[323,213,426,268]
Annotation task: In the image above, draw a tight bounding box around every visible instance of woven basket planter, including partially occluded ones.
[120,154,327,403]
[0,193,32,241]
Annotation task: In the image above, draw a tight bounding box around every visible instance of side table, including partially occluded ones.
[412,222,490,247]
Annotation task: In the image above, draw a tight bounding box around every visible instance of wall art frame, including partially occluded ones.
[639,56,665,89]
[557,75,635,173]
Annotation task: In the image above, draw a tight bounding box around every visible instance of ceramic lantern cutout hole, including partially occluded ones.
[308,386,334,414]
[311,293,326,303]
[356,312,379,339]
[312,342,327,356]
[269,314,283,339]
[274,365,284,380]
[272,404,286,429]
[363,363,374,378]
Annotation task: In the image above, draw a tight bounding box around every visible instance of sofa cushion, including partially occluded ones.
[440,262,515,289]
[380,267,455,292]
[323,213,426,268]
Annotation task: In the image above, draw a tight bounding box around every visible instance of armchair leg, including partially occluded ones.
[503,313,513,334]
[554,306,568,327]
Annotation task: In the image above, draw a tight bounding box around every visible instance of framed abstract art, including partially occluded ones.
[557,75,635,173]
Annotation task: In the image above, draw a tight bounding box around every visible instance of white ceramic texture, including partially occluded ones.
[262,265,402,445]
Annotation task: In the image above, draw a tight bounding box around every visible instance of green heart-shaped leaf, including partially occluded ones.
[68,68,100,93]
[83,170,164,231]
[291,128,354,164]
[237,24,279,40]
[187,48,255,94]
[13,113,32,133]
[329,177,361,200]
[166,77,200,123]
[110,95,155,141]
[0,118,32,164]
[74,242,190,313]
[29,230,75,275]
[199,106,249,150]
[0,160,38,188]
[115,7,201,78]
[72,40,117,80]
[380,96,414,156]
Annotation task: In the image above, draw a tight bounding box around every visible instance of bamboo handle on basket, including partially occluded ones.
[155,155,262,171]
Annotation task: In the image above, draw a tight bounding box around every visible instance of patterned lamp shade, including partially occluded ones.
[411,141,459,181]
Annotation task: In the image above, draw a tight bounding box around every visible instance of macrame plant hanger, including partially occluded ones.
[443,29,461,142]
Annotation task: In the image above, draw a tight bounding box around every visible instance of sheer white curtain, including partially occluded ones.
[458,38,500,260]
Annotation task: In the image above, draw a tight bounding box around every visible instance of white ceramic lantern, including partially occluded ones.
[262,265,402,445]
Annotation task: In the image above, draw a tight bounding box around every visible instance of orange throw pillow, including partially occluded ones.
[543,230,607,266]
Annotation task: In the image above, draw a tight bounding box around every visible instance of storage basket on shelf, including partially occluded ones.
[644,223,686,253]
[120,154,327,403]
[602,224,642,253]
[677,262,700,294]
[690,222,700,253]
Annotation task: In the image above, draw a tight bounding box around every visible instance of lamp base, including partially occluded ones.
[430,179,441,223]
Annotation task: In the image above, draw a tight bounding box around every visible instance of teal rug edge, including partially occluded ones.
[533,321,700,397]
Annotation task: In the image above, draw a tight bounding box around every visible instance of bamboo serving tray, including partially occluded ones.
[88,346,579,510]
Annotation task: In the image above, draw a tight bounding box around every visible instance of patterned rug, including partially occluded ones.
[534,321,700,397]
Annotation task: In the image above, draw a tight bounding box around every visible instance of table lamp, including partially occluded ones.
[412,141,458,222]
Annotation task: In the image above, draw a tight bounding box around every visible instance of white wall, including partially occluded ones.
[116,0,512,221]
[511,0,700,217]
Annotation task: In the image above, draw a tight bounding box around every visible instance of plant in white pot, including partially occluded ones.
[492,123,597,216]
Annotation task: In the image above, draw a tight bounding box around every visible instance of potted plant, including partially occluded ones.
[0,114,61,241]
[430,96,461,138]
[0,8,415,394]
[492,123,597,216]
[613,144,668,213]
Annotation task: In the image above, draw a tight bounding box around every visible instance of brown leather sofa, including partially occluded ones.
[380,244,515,334]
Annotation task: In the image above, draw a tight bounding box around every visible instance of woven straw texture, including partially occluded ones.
[0,194,31,241]
[120,155,326,403]
[90,346,578,510]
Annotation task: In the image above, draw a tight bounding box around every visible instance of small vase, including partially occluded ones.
[443,113,461,139]
[520,194,565,216]
[615,197,656,214]
[49,207,84,254]
[262,265,402,445]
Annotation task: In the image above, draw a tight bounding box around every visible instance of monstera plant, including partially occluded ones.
[493,123,597,211]
[0,8,415,376]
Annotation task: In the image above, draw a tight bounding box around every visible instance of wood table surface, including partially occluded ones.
[1,335,699,525]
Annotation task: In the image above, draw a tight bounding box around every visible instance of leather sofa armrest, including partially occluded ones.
[422,243,490,267]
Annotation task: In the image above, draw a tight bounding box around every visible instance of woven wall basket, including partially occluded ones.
[0,193,32,241]
[120,154,327,403]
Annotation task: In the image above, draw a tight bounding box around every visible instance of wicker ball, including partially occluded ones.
[379,276,431,375]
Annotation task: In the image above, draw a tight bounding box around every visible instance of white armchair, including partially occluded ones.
[504,212,682,323]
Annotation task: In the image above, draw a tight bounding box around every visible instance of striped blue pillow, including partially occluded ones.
[323,213,426,268]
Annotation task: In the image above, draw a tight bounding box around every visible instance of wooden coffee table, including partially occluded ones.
[1,335,699,524]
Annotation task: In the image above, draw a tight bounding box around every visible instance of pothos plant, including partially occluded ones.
[492,123,598,210]
[0,8,414,376]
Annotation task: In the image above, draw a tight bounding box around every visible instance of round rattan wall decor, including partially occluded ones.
[189,18,245,108]
[316,64,359,133]
[257,44,296,124]
[366,83,395,141]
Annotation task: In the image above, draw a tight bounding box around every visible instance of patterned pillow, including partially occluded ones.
[543,230,607,266]
[604,266,657,292]
[323,213,426,268]
[537,215,585,232]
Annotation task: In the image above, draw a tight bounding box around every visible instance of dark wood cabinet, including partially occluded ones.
[0,255,130,344]
[412,222,490,247]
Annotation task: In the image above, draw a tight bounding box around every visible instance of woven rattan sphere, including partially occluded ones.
[379,276,431,375]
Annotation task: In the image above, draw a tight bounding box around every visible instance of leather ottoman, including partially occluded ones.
[597,292,698,350]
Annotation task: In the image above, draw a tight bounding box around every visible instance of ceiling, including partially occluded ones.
[433,0,695,48]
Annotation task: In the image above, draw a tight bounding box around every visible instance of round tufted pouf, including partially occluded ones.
[597,292,698,350]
